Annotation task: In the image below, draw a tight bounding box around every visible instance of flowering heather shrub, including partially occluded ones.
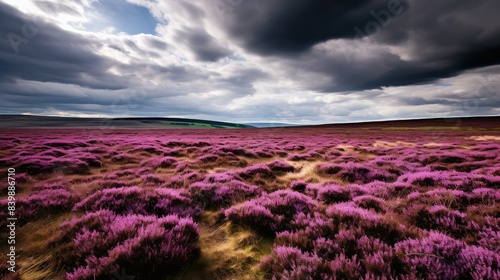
[264,232,397,279]
[329,254,362,279]
[326,203,408,244]
[356,236,395,276]
[0,188,76,224]
[254,148,274,158]
[3,127,500,279]
[290,180,307,192]
[283,144,306,151]
[405,204,468,237]
[317,184,351,204]
[453,162,488,172]
[33,181,66,190]
[304,183,322,199]
[225,190,317,234]
[130,144,163,154]
[73,187,201,218]
[13,156,91,175]
[316,163,343,176]
[397,170,500,191]
[317,162,396,183]
[353,195,386,213]
[225,201,277,234]
[168,172,204,188]
[386,182,416,198]
[288,152,320,161]
[471,188,500,205]
[196,154,218,163]
[346,183,373,197]
[134,167,153,175]
[140,156,178,168]
[467,151,498,161]
[458,245,500,279]
[477,226,500,254]
[162,147,182,157]
[38,148,67,157]
[237,164,274,180]
[220,147,257,158]
[189,180,262,209]
[74,153,102,167]
[422,152,466,164]
[394,232,500,279]
[405,188,473,211]
[110,153,137,163]
[140,174,165,185]
[90,179,130,189]
[275,212,336,252]
[326,202,382,224]
[175,162,189,172]
[165,140,210,148]
[113,169,134,177]
[267,160,296,173]
[260,190,317,218]
[50,211,200,280]
[203,172,235,183]
[51,158,91,174]
[259,246,327,280]
[42,140,88,149]
[339,162,398,183]
[24,188,75,213]
[471,143,500,151]
[6,156,52,174]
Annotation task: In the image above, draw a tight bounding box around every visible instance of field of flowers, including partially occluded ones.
[0,127,499,279]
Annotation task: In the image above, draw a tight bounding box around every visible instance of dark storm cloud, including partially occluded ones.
[174,28,232,61]
[372,0,500,80]
[219,0,409,55]
[276,49,439,92]
[0,2,127,90]
[216,0,500,91]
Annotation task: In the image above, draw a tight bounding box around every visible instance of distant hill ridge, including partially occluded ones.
[0,115,498,129]
[0,115,252,128]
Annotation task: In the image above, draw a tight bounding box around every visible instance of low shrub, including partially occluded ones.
[49,211,200,280]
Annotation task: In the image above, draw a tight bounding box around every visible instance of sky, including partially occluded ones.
[0,0,499,124]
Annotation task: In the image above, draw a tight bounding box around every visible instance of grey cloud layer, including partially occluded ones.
[0,2,127,89]
[213,0,409,54]
[0,0,498,122]
[206,0,500,91]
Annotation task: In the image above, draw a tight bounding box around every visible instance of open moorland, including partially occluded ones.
[1,121,500,279]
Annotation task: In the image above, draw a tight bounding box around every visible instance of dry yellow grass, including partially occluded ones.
[372,141,416,147]
[468,135,500,141]
[15,214,75,280]
[178,211,272,280]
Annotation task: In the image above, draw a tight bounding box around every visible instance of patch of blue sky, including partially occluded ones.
[228,54,246,61]
[85,0,158,35]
